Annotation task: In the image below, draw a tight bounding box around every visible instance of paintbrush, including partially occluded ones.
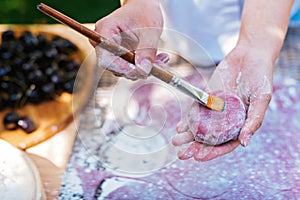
[37,3,225,112]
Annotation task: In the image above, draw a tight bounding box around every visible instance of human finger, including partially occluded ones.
[194,140,240,162]
[177,142,202,160]
[239,93,272,147]
[96,47,139,80]
[155,53,169,64]
[176,119,189,133]
[172,131,194,146]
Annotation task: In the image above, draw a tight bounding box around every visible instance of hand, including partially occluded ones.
[91,0,163,80]
[172,44,273,162]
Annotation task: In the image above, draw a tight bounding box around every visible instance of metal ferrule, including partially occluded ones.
[169,75,209,106]
[169,75,181,87]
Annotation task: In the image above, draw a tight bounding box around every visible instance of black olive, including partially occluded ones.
[19,31,39,51]
[45,47,58,59]
[36,34,47,47]
[63,80,75,93]
[51,73,63,84]
[14,42,25,54]
[12,57,23,68]
[22,63,35,72]
[29,50,43,60]
[17,116,36,133]
[1,51,12,60]
[41,82,55,98]
[27,69,45,84]
[8,92,22,106]
[51,36,77,54]
[65,60,79,72]
[45,66,57,76]
[0,65,12,76]
[3,112,20,130]
[1,30,15,41]
[0,81,10,90]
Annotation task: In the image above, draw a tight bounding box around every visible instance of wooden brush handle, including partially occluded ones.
[37,3,174,83]
[150,64,174,83]
[117,51,174,83]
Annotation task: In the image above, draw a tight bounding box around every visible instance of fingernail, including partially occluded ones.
[176,122,188,133]
[240,133,253,147]
[155,53,170,64]
[176,126,184,133]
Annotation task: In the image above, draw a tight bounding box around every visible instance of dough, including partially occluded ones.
[0,139,45,200]
[187,91,246,145]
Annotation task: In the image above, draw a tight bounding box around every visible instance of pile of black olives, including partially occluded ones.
[0,30,80,108]
[0,30,81,133]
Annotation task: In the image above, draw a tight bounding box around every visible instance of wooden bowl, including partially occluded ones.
[0,25,96,149]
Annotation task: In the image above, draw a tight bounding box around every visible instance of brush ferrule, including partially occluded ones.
[169,75,181,87]
[169,75,209,106]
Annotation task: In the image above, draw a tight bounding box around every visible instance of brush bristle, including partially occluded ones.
[206,95,225,112]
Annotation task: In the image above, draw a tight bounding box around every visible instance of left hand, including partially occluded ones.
[172,44,273,162]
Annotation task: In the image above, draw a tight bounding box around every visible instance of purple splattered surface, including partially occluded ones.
[59,71,300,199]
[59,26,300,199]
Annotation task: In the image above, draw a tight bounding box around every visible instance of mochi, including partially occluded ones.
[187,91,246,145]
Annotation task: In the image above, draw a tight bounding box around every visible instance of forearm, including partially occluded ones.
[237,0,294,62]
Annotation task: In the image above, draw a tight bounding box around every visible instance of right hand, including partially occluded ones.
[172,42,274,162]
[91,0,164,80]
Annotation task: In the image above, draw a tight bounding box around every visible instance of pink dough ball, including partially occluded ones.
[187,91,246,145]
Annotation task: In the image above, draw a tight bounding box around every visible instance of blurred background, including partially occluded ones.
[0,0,120,24]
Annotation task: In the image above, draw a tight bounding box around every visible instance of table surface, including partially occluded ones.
[58,27,300,199]
[26,120,77,199]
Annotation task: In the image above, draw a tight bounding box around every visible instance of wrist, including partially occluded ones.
[231,41,276,73]
[236,36,282,65]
